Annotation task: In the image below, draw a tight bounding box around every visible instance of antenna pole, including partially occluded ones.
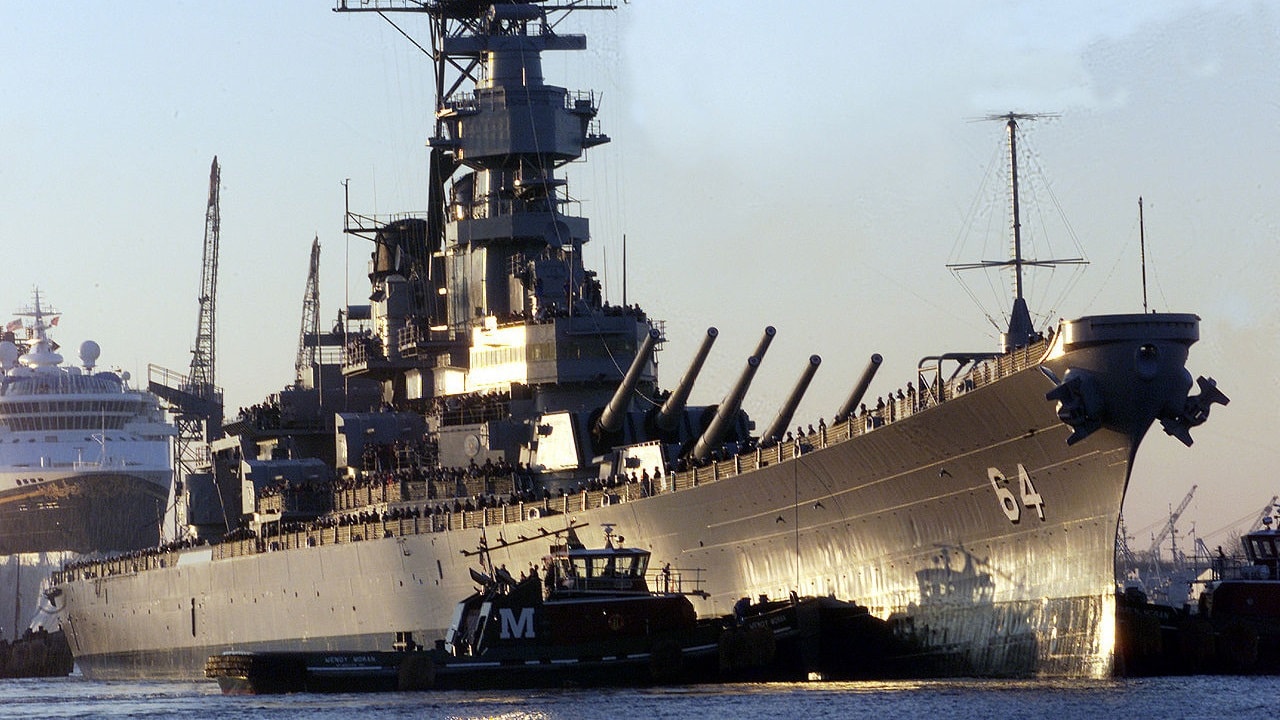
[1139,196,1149,313]
[1007,116,1024,302]
[622,234,628,307]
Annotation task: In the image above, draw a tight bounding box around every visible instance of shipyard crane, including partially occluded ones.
[295,236,321,382]
[1250,496,1280,532]
[1116,517,1138,570]
[148,156,227,539]
[1149,484,1197,562]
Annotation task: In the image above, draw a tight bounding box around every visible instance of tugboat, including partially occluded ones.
[207,523,880,693]
[1116,504,1280,675]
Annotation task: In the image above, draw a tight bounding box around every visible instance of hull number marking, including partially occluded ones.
[987,464,1045,523]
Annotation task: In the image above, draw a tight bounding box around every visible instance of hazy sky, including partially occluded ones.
[2,1,1276,549]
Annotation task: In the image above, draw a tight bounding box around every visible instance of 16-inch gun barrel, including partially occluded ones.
[596,328,661,435]
[654,327,718,433]
[752,325,776,362]
[691,355,761,461]
[759,354,822,445]
[835,353,883,421]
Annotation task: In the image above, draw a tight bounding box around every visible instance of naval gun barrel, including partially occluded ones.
[752,326,777,363]
[759,355,822,445]
[835,354,883,421]
[691,355,761,462]
[596,328,662,435]
[654,327,719,433]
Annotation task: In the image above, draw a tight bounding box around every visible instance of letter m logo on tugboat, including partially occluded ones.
[499,607,536,639]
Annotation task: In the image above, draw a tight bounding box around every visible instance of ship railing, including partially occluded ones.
[648,566,706,597]
[439,398,512,427]
[658,339,1052,494]
[444,92,478,113]
[915,340,1047,411]
[396,323,454,352]
[565,90,599,113]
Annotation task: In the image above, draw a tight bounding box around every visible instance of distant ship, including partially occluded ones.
[0,290,176,555]
[50,1,1227,680]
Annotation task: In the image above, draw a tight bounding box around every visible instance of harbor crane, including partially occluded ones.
[1250,496,1280,532]
[1149,484,1197,564]
[295,236,321,382]
[148,156,227,538]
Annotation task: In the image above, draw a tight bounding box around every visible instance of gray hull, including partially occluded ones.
[55,315,1212,680]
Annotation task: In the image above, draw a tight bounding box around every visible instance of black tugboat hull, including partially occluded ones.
[204,596,889,693]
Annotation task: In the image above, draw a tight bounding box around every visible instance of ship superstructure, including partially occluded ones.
[51,2,1227,680]
[0,291,175,555]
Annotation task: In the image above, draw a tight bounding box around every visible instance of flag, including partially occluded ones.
[49,316,59,327]
[4,319,20,332]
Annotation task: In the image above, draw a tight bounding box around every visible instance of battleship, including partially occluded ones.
[50,1,1227,680]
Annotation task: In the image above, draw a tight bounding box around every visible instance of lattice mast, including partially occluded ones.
[296,236,322,380]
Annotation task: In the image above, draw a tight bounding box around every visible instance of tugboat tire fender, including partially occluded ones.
[398,654,436,691]
[717,624,776,673]
[1218,622,1259,673]
[649,636,683,683]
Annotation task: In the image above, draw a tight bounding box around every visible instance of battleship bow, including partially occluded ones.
[1042,313,1226,446]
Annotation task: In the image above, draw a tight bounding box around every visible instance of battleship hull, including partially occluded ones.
[53,314,1211,679]
[0,470,170,555]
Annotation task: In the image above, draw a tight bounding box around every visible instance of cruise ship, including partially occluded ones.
[0,291,175,555]
[49,2,1226,680]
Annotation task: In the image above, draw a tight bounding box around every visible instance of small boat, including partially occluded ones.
[1116,505,1280,675]
[0,627,73,679]
[206,524,892,693]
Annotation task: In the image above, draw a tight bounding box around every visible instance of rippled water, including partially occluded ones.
[1,675,1272,719]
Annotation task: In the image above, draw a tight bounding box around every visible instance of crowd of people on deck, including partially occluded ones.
[236,399,283,430]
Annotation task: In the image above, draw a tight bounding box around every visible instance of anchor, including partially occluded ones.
[1159,376,1230,446]
[1042,367,1104,445]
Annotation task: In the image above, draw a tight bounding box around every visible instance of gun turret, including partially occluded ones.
[759,355,822,446]
[835,354,883,421]
[595,328,662,436]
[691,355,761,462]
[654,327,718,433]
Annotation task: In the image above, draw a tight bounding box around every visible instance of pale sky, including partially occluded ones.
[2,1,1276,550]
